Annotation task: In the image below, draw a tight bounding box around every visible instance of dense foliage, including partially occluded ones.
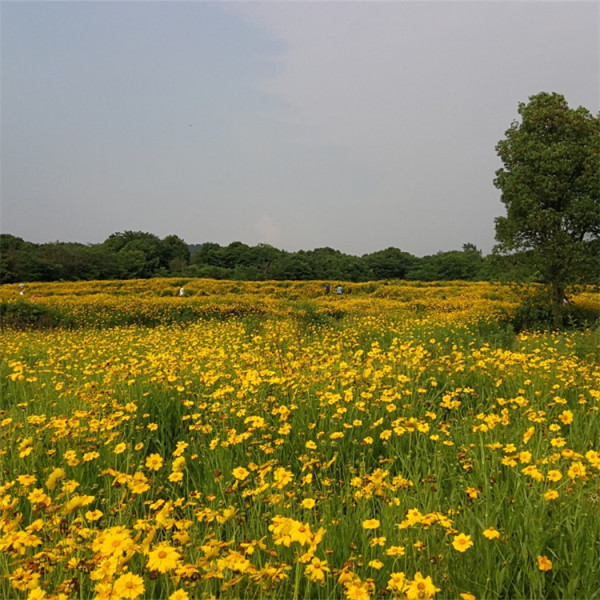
[494,92,600,315]
[2,232,505,284]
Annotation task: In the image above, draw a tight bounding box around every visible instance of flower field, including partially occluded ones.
[1,280,599,599]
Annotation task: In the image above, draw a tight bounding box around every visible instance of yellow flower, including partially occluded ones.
[232,467,250,480]
[27,488,51,506]
[9,567,40,592]
[19,437,34,458]
[387,572,407,594]
[465,487,479,499]
[147,543,181,573]
[62,479,79,494]
[173,441,189,457]
[304,557,330,583]
[482,527,500,540]
[169,591,189,600]
[291,522,314,546]
[452,533,474,552]
[113,443,127,455]
[301,498,316,509]
[27,588,46,600]
[172,456,185,472]
[386,545,406,556]
[269,515,314,547]
[404,572,440,600]
[405,508,424,525]
[567,462,586,480]
[216,505,238,524]
[460,593,476,600]
[544,489,559,501]
[344,580,372,600]
[368,559,384,570]
[338,569,356,586]
[17,474,37,488]
[558,410,573,425]
[537,555,553,571]
[519,451,532,464]
[96,526,134,557]
[273,467,294,489]
[370,536,386,547]
[547,470,562,482]
[113,573,145,599]
[94,582,120,600]
[523,426,535,444]
[46,467,65,490]
[362,519,380,530]
[145,453,163,471]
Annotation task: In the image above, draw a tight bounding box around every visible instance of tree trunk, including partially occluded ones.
[551,282,565,328]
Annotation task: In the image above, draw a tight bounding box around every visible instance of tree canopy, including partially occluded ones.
[0,233,500,284]
[494,92,600,313]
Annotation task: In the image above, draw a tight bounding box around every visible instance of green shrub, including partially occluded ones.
[291,301,345,329]
[0,300,74,329]
[511,295,600,332]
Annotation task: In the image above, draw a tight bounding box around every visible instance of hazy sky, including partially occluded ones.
[1,1,598,256]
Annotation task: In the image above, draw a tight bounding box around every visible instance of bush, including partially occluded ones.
[0,300,74,329]
[511,295,600,332]
[291,301,345,329]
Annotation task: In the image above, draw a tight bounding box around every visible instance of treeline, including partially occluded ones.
[1,231,504,284]
[1,232,190,283]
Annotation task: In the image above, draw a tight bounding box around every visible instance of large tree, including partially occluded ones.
[493,92,600,319]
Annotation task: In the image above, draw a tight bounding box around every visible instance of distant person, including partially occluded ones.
[324,283,330,295]
[18,284,25,296]
[336,284,343,295]
[178,286,185,297]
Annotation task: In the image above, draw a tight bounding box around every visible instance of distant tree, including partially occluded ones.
[37,242,108,281]
[270,254,315,280]
[159,235,190,273]
[405,255,439,281]
[1,231,506,284]
[116,249,148,279]
[304,247,346,280]
[18,252,60,282]
[362,247,415,280]
[191,242,223,267]
[434,248,484,281]
[494,92,600,322]
[190,265,233,280]
[220,242,253,269]
[462,243,479,254]
[245,244,284,279]
[0,234,30,283]
[102,231,162,278]
[337,254,373,282]
[191,242,284,279]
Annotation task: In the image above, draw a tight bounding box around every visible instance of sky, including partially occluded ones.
[1,1,598,257]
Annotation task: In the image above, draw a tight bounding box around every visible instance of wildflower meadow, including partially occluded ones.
[1,279,599,600]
